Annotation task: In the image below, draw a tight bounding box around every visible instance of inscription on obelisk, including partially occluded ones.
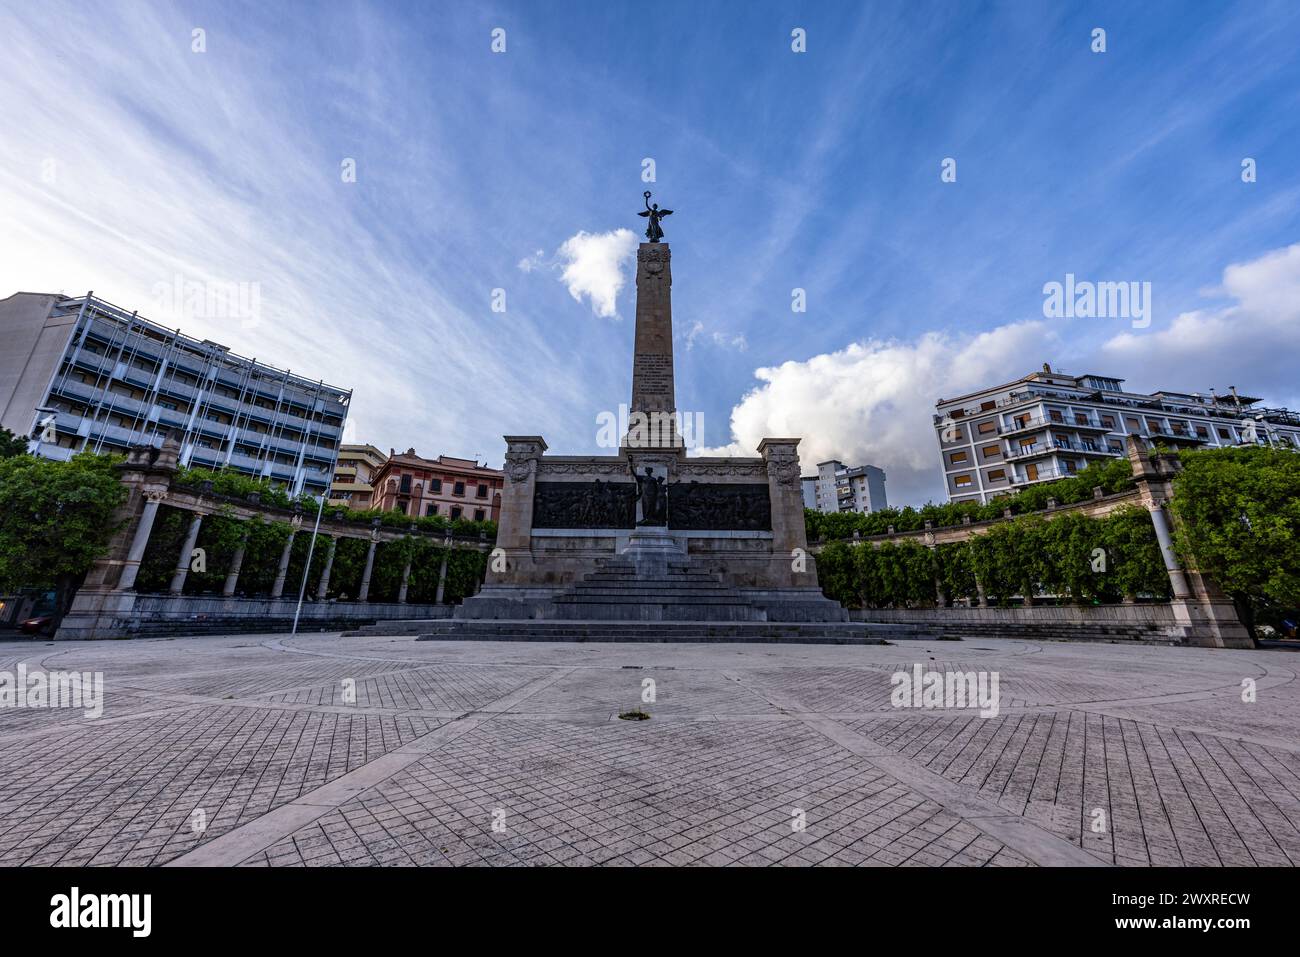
[628,242,680,447]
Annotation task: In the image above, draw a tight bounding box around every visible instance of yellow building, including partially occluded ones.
[328,443,388,509]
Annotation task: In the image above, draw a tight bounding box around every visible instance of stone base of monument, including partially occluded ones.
[619,524,682,578]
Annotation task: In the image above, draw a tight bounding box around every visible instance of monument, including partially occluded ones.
[440,194,862,637]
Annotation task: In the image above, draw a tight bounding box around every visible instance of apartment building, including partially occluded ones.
[934,363,1300,504]
[372,449,504,522]
[327,443,388,509]
[808,460,889,514]
[0,291,350,495]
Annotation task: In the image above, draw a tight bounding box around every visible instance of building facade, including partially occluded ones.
[808,460,889,514]
[372,449,504,522]
[0,291,350,495]
[328,443,388,509]
[934,364,1300,504]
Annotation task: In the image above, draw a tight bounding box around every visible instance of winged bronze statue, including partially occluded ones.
[638,190,673,242]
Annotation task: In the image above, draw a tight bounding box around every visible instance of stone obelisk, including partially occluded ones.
[626,242,681,449]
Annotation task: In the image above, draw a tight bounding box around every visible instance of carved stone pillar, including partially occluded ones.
[493,436,547,583]
[758,438,809,588]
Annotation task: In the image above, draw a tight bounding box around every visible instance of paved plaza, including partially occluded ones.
[0,633,1297,867]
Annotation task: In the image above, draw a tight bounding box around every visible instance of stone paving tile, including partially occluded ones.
[241,717,1030,867]
[0,705,443,866]
[1,633,1296,868]
[848,710,1300,866]
[257,663,553,713]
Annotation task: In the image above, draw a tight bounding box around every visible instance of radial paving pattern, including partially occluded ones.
[0,633,1295,867]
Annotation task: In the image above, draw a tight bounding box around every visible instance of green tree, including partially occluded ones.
[1170,445,1300,629]
[0,427,29,459]
[0,452,128,622]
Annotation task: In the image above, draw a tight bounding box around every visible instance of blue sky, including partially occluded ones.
[2,0,1298,504]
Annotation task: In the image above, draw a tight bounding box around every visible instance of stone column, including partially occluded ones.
[397,550,413,604]
[975,575,989,608]
[358,538,378,602]
[222,534,247,597]
[270,528,297,599]
[435,547,450,603]
[168,512,204,596]
[759,438,808,588]
[1147,504,1192,599]
[494,437,547,584]
[117,491,166,591]
[315,536,337,600]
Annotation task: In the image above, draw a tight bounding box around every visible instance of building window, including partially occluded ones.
[954,474,973,488]
[982,444,1000,459]
[980,400,996,411]
[978,421,996,435]
[950,450,968,464]
[1101,415,1115,428]
[1049,410,1063,423]
[426,503,438,516]
[1074,413,1089,425]
[1127,417,1141,431]
[1024,463,1039,481]
[1196,426,1208,438]
[987,469,1006,482]
[1217,427,1230,439]
[399,474,411,494]
[396,501,407,514]
[476,483,488,498]
[450,506,462,519]
[474,509,485,521]
[430,478,442,493]
[453,481,466,496]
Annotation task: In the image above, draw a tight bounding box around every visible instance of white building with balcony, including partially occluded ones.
[0,291,350,495]
[934,363,1300,504]
[808,460,889,514]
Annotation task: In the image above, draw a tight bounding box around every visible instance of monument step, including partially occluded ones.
[415,620,892,644]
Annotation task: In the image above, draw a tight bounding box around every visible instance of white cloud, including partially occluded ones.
[699,241,1300,507]
[698,321,1057,504]
[556,228,636,319]
[1096,242,1300,402]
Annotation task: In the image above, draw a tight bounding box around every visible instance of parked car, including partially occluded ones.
[18,615,55,637]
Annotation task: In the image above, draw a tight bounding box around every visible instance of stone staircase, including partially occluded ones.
[551,558,775,621]
[415,620,896,644]
[346,557,905,643]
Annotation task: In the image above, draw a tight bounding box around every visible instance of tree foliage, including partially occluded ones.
[815,507,1168,608]
[1170,446,1300,614]
[0,452,128,615]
